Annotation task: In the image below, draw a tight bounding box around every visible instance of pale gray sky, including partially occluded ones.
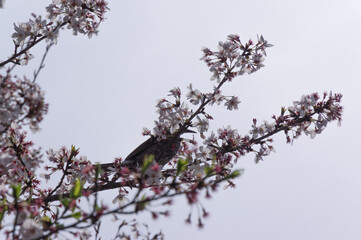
[1,0,361,239]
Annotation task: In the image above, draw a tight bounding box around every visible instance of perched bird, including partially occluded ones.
[98,128,195,172]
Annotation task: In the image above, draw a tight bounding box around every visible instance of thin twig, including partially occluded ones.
[33,42,54,83]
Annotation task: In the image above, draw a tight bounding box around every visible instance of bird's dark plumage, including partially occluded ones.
[99,129,194,172]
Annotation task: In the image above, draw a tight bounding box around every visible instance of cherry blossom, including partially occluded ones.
[1,0,108,68]
[224,96,241,110]
[186,84,202,105]
[19,219,43,240]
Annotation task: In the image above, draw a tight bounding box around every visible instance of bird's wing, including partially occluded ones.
[123,137,155,161]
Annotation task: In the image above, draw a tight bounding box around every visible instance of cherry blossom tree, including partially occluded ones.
[0,0,343,239]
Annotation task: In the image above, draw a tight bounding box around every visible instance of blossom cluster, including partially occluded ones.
[148,87,342,184]
[0,73,46,193]
[2,0,108,67]
[187,84,241,111]
[177,92,342,186]
[0,72,48,135]
[152,87,193,139]
[0,124,45,239]
[0,144,98,239]
[0,72,47,191]
[200,34,273,82]
[46,0,108,38]
[247,92,342,162]
[44,146,94,192]
[13,0,108,45]
[1,123,42,179]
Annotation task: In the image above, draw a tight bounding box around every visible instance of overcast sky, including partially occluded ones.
[1,0,361,239]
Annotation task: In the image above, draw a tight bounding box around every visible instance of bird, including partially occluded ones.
[98,128,195,172]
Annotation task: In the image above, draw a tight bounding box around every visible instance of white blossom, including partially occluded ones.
[20,219,43,240]
[291,94,318,118]
[186,84,202,105]
[203,132,216,146]
[201,35,271,80]
[16,208,30,225]
[254,145,271,164]
[224,96,241,110]
[194,116,209,134]
[188,162,210,179]
[250,120,275,139]
[112,193,130,206]
[145,163,163,184]
[196,146,212,160]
